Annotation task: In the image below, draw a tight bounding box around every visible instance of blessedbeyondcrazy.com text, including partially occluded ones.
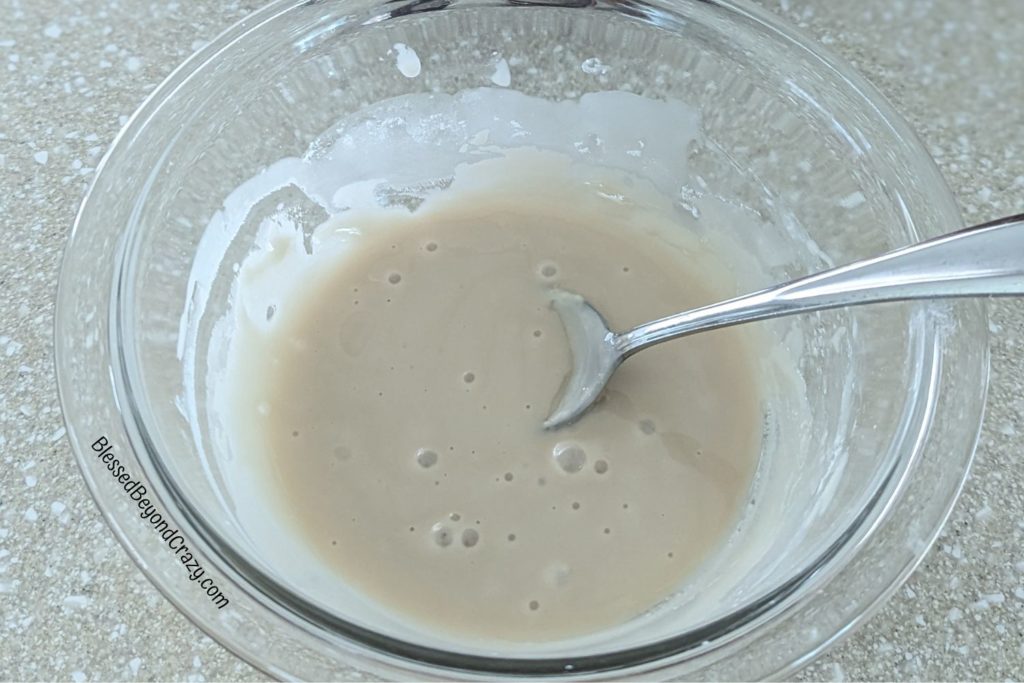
[91,436,229,609]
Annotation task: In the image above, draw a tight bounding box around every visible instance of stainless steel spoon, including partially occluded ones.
[544,213,1024,430]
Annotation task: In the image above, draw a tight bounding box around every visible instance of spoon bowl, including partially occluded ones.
[543,290,621,429]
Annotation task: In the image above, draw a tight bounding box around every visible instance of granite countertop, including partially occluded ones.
[2,0,1022,680]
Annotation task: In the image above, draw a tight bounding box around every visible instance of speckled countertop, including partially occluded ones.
[1,0,1023,680]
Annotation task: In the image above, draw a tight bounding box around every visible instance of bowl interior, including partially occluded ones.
[58,0,985,677]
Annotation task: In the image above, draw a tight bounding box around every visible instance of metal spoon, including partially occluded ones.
[544,213,1024,430]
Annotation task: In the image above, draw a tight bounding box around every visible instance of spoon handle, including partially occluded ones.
[616,213,1024,357]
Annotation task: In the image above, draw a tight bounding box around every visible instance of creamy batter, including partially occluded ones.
[224,150,763,641]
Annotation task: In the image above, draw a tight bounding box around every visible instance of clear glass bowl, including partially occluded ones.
[55,0,988,679]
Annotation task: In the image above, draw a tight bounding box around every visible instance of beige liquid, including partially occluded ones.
[228,153,762,641]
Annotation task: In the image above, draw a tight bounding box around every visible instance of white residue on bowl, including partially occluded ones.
[392,43,421,78]
[490,56,511,87]
[581,57,610,76]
